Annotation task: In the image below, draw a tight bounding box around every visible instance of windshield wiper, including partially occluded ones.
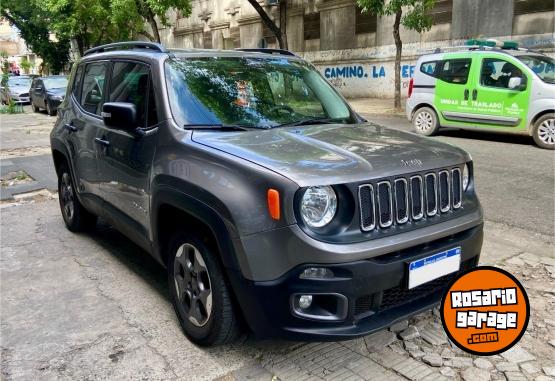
[273,117,345,128]
[185,124,252,131]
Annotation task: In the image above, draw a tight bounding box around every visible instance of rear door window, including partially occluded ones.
[80,62,108,115]
[438,59,472,84]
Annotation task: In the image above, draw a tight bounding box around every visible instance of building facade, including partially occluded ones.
[160,0,555,98]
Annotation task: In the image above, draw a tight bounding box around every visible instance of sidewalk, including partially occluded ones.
[348,98,406,117]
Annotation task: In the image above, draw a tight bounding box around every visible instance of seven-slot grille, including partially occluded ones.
[359,168,463,231]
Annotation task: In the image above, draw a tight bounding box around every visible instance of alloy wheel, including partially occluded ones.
[415,111,433,132]
[60,172,75,221]
[537,118,555,146]
[173,243,213,327]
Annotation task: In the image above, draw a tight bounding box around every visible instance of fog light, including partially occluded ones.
[300,267,334,279]
[298,295,313,309]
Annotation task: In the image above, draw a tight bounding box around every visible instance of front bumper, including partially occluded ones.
[228,223,483,340]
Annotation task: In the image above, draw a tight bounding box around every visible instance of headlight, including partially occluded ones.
[300,186,337,228]
[50,95,63,101]
[462,163,470,191]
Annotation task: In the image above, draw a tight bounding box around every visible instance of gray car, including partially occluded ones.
[50,42,483,346]
[1,75,33,104]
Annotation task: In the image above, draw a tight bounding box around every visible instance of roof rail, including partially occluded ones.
[235,48,296,57]
[83,41,168,56]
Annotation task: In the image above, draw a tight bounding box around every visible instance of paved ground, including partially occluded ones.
[1,104,554,381]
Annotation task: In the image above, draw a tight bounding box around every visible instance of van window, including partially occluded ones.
[420,61,438,76]
[481,58,524,89]
[80,62,108,115]
[438,59,471,84]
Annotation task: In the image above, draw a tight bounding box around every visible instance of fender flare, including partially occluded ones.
[151,182,240,272]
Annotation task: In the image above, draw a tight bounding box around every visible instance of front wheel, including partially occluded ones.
[46,101,56,116]
[412,107,440,136]
[532,113,555,150]
[168,233,241,346]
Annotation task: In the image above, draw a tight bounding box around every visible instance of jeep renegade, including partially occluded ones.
[51,42,483,346]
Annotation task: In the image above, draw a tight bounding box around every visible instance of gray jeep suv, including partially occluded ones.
[50,42,483,346]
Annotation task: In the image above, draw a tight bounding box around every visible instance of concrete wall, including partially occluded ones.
[301,33,555,99]
[159,0,555,98]
[452,0,514,39]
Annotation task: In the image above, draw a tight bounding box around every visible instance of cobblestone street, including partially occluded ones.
[1,107,554,380]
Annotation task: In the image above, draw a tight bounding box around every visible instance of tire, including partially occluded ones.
[57,163,97,232]
[532,113,555,150]
[412,106,440,136]
[46,101,56,116]
[32,102,40,113]
[167,232,241,346]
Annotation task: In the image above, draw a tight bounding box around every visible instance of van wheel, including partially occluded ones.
[532,113,555,150]
[58,163,97,231]
[168,232,241,346]
[412,107,439,136]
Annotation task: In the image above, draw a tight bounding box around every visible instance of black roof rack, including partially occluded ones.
[235,48,296,57]
[83,41,168,57]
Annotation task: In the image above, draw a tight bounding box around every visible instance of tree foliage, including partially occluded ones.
[357,0,435,109]
[1,0,70,74]
[111,0,192,43]
[2,0,192,70]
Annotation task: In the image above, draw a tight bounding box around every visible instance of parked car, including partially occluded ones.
[406,39,555,149]
[30,75,69,116]
[0,75,33,104]
[51,42,483,346]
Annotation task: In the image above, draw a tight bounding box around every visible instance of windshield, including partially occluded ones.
[518,55,555,84]
[7,77,32,87]
[165,57,355,129]
[43,76,68,89]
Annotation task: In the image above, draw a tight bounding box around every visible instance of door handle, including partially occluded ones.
[464,89,469,101]
[472,89,478,101]
[64,123,77,132]
[94,137,110,147]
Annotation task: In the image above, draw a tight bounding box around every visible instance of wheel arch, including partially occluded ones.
[410,102,440,120]
[151,183,240,273]
[529,109,555,134]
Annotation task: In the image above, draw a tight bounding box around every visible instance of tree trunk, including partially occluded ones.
[279,1,288,49]
[246,0,286,49]
[147,11,161,43]
[393,9,402,110]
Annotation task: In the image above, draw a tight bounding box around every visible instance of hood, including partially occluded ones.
[46,87,66,97]
[9,85,30,95]
[192,123,469,186]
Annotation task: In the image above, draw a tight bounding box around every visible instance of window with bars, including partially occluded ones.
[514,0,555,15]
[355,8,377,34]
[428,0,453,24]
[303,13,320,40]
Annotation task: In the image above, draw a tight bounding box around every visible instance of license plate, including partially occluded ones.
[408,247,461,289]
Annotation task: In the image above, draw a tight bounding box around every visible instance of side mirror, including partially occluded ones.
[101,102,137,130]
[508,77,525,90]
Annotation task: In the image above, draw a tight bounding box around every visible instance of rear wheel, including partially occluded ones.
[412,106,440,136]
[167,232,241,346]
[58,163,97,231]
[532,113,555,150]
